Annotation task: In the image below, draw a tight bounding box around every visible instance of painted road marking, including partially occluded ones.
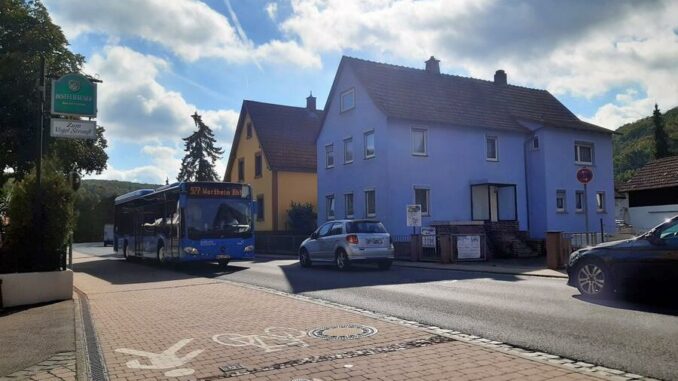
[115,338,203,376]
[213,327,309,353]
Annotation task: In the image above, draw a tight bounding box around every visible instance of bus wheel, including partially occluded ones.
[157,244,166,264]
[218,259,230,268]
[123,243,130,261]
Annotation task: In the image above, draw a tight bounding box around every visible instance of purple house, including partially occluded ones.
[316,56,614,253]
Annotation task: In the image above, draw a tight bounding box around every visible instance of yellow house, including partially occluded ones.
[224,96,322,232]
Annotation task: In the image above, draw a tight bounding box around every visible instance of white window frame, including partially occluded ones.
[340,88,355,112]
[596,191,606,212]
[326,194,335,220]
[414,186,431,216]
[364,188,376,218]
[364,130,375,159]
[575,142,594,165]
[486,135,498,161]
[556,190,566,213]
[411,128,428,156]
[343,137,353,164]
[325,143,334,169]
[344,193,354,218]
[575,191,585,213]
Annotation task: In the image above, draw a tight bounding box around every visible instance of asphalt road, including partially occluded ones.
[74,243,678,380]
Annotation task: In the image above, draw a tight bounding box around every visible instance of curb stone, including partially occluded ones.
[214,277,655,381]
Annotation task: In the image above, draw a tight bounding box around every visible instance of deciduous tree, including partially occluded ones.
[0,0,107,187]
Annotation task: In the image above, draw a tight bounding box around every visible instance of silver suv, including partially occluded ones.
[299,219,395,270]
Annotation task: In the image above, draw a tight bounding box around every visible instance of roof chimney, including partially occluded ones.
[425,56,440,74]
[306,92,316,111]
[494,70,507,85]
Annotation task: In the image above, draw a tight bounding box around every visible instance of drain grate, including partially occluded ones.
[308,324,377,341]
[74,287,109,381]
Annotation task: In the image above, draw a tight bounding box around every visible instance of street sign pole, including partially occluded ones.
[584,182,589,245]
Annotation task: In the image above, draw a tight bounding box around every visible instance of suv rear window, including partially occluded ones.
[346,221,387,234]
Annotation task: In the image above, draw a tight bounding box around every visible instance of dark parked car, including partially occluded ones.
[567,216,678,298]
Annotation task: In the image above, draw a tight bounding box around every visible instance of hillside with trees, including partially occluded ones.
[613,105,678,183]
[74,179,159,242]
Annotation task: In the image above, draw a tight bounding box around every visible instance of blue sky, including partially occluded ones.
[43,0,678,184]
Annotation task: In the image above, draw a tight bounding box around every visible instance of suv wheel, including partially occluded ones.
[336,250,351,271]
[299,249,312,268]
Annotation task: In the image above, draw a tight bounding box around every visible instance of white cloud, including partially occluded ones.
[84,45,238,182]
[46,0,321,68]
[265,2,278,21]
[85,45,238,143]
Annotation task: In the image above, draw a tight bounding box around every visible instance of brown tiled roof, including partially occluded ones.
[225,100,323,180]
[618,156,678,192]
[330,56,611,134]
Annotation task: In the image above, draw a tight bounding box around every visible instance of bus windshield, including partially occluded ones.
[185,198,253,239]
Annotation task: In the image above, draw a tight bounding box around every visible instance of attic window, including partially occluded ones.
[246,122,252,139]
[340,88,355,112]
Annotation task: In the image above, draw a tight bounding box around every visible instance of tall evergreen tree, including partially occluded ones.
[177,112,224,182]
[652,104,670,159]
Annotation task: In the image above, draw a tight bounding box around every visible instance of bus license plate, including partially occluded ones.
[216,255,230,260]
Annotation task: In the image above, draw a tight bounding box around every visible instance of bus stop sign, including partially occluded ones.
[576,167,594,184]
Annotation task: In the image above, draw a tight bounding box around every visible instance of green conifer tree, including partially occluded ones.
[177,112,224,182]
[652,104,670,159]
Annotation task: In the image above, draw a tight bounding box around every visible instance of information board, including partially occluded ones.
[457,235,482,260]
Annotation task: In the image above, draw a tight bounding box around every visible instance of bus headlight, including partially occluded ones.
[184,247,199,255]
[244,245,254,253]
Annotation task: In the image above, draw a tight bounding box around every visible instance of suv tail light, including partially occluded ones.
[346,234,359,244]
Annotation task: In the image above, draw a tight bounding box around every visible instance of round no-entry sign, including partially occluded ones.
[577,167,594,184]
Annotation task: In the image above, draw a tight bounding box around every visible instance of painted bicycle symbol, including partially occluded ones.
[212,327,309,353]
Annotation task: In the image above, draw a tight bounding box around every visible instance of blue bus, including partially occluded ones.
[114,182,255,266]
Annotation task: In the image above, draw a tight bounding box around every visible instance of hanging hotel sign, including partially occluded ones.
[50,119,97,140]
[51,73,97,117]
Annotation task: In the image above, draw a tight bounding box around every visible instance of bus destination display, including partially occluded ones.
[188,184,245,198]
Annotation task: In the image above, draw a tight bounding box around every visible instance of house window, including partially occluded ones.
[414,187,430,216]
[532,136,540,150]
[596,192,606,212]
[326,195,335,219]
[364,130,375,159]
[340,88,355,112]
[344,137,353,164]
[254,152,262,178]
[246,122,252,139]
[486,136,498,161]
[344,193,354,218]
[237,158,244,182]
[256,194,264,221]
[575,142,593,164]
[325,144,334,168]
[556,190,566,212]
[575,191,585,212]
[365,189,376,217]
[412,128,427,156]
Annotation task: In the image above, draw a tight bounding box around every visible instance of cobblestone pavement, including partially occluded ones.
[72,252,649,381]
[0,352,76,381]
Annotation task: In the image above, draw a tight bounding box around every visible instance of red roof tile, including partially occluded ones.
[618,156,678,192]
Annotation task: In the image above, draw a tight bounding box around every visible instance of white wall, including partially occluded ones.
[628,204,678,233]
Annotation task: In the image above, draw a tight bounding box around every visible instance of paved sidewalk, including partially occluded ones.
[71,251,636,381]
[0,300,76,381]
